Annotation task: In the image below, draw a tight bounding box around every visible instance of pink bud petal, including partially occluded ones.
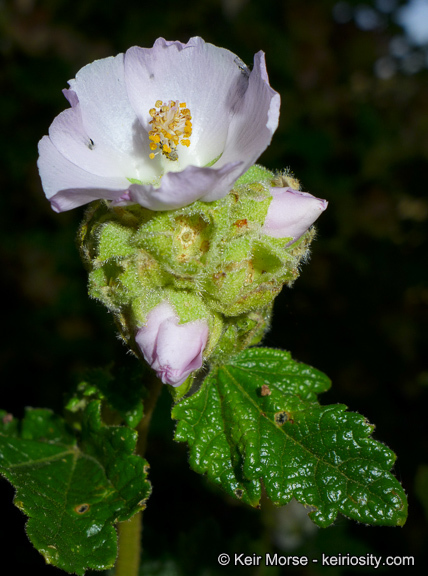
[262,187,328,241]
[135,302,209,387]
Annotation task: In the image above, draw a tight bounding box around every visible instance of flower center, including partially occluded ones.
[148,100,192,162]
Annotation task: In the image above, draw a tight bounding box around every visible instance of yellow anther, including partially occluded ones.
[148,99,193,161]
[149,152,155,159]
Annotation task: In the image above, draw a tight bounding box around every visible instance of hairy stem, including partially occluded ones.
[115,374,163,576]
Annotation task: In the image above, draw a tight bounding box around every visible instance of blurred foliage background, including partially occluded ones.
[1,0,427,574]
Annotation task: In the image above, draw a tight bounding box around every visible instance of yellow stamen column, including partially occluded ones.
[148,100,192,161]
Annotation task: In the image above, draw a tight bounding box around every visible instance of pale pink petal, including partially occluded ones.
[124,37,248,167]
[65,55,159,182]
[48,105,131,178]
[154,318,208,386]
[262,187,328,241]
[134,302,175,365]
[135,301,208,387]
[68,54,138,157]
[125,162,242,210]
[38,136,129,212]
[214,51,280,179]
[62,88,78,107]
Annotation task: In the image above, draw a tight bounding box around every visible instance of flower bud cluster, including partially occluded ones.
[79,168,325,387]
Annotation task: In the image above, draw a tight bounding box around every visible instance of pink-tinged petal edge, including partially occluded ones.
[135,302,209,387]
[38,136,129,212]
[262,187,328,241]
[216,51,280,179]
[124,162,242,210]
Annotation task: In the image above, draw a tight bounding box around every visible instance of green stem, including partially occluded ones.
[115,512,142,576]
[136,375,163,457]
[115,374,163,576]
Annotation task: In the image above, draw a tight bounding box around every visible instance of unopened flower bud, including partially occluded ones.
[262,187,328,242]
[135,301,209,387]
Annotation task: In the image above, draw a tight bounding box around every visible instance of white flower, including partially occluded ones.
[38,37,280,212]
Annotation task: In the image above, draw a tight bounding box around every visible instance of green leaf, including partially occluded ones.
[173,347,407,528]
[0,403,151,575]
[66,363,146,429]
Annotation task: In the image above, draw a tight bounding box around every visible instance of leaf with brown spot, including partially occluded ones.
[0,404,151,575]
[173,347,407,528]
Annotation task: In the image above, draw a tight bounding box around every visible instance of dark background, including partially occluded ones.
[1,0,427,574]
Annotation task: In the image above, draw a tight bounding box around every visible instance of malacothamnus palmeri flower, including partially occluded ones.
[40,37,329,387]
[37,37,280,212]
